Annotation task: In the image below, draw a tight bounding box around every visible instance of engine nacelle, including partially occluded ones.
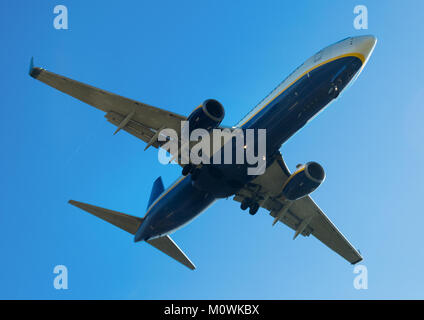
[187,99,225,132]
[281,162,325,201]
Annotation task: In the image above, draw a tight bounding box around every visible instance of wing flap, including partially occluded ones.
[105,111,158,146]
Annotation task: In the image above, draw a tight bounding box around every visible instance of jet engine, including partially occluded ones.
[186,99,225,131]
[281,162,325,201]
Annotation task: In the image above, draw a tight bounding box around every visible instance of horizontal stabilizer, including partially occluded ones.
[69,200,195,270]
[68,200,143,234]
[147,236,196,270]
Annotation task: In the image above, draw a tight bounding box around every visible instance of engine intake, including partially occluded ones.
[281,162,325,201]
[187,99,225,131]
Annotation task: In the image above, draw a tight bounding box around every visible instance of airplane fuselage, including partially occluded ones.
[135,36,376,242]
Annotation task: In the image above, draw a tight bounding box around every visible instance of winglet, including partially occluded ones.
[351,249,363,264]
[28,57,42,79]
[351,256,363,265]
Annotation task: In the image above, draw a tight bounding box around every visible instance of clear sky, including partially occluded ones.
[1,0,423,299]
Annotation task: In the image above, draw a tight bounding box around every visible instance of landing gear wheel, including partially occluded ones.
[240,200,249,211]
[182,164,192,176]
[249,203,259,215]
[329,78,342,99]
[333,85,340,98]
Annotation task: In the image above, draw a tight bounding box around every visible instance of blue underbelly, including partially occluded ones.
[192,56,363,197]
[246,56,363,147]
[136,176,216,240]
[136,56,363,238]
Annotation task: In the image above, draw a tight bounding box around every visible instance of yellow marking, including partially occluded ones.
[238,53,365,127]
[192,104,203,112]
[143,176,187,217]
[281,167,305,192]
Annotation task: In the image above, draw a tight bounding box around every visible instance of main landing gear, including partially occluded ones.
[240,198,260,215]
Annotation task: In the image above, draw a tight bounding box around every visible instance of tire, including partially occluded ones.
[240,201,249,211]
[249,203,259,215]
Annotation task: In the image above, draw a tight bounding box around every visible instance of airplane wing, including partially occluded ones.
[233,153,363,264]
[29,58,186,153]
[68,200,195,270]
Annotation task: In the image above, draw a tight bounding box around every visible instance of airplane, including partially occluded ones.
[29,35,377,270]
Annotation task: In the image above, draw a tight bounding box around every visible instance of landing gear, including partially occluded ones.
[333,86,340,98]
[249,203,259,216]
[328,84,339,98]
[182,164,192,176]
[329,78,342,99]
[240,199,250,211]
[240,198,259,215]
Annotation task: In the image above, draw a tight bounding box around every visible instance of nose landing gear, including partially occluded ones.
[328,78,343,99]
[328,84,340,98]
[182,164,192,176]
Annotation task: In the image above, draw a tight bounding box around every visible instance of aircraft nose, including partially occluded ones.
[354,35,377,62]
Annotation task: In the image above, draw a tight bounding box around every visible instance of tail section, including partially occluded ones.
[68,198,196,270]
[147,177,165,209]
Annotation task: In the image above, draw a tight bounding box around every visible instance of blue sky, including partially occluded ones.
[1,0,423,299]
